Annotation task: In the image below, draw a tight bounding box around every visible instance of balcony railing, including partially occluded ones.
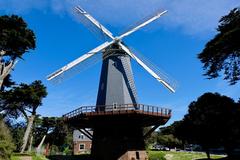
[63,104,171,119]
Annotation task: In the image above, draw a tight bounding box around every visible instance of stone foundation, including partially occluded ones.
[119,150,148,160]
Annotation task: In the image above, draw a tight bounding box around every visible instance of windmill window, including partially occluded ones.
[113,62,118,67]
[113,103,117,109]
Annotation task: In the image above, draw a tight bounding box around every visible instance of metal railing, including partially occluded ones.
[63,104,171,119]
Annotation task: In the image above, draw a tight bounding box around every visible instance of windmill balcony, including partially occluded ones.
[63,104,172,128]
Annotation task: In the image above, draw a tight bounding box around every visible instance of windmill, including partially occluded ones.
[47,5,176,160]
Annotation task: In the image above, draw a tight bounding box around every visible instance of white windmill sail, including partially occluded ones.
[118,42,176,93]
[117,10,167,40]
[75,6,114,41]
[47,41,113,82]
[47,5,177,93]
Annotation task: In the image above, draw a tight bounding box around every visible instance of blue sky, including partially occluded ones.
[1,0,239,125]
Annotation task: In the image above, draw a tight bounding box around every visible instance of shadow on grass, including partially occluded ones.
[47,154,93,160]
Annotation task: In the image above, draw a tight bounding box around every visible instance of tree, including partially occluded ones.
[0,74,15,91]
[8,122,26,152]
[144,127,158,148]
[0,119,15,160]
[0,80,47,153]
[158,121,183,149]
[33,117,58,152]
[29,117,73,154]
[0,15,36,87]
[156,134,182,149]
[198,8,240,85]
[45,118,70,148]
[175,93,238,159]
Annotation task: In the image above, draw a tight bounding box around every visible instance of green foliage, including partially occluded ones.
[159,121,182,136]
[158,122,183,148]
[33,117,57,147]
[50,145,59,155]
[33,117,73,154]
[157,134,182,149]
[175,92,239,156]
[15,80,47,115]
[63,146,72,155]
[46,118,67,146]
[44,118,73,152]
[0,81,47,152]
[0,80,47,119]
[144,124,183,149]
[0,15,36,59]
[144,127,158,147]
[198,8,240,85]
[0,119,15,160]
[9,123,26,152]
[0,75,15,91]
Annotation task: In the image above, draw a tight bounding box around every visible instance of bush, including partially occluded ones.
[10,123,25,152]
[50,145,59,155]
[0,119,15,160]
[63,146,72,155]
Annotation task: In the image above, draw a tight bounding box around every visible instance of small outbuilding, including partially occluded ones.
[73,130,92,155]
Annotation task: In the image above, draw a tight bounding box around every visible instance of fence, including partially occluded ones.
[63,104,171,119]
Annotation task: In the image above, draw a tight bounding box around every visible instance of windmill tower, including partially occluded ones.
[47,6,176,160]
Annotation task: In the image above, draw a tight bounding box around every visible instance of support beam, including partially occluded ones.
[83,129,93,138]
[143,124,161,139]
[79,129,93,140]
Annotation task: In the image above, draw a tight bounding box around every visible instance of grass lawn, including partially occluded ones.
[148,151,226,160]
[10,151,226,160]
[11,154,48,160]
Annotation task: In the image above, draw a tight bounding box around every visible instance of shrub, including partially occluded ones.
[0,119,15,159]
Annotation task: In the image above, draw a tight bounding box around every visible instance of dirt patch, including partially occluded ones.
[18,156,32,160]
[164,154,173,160]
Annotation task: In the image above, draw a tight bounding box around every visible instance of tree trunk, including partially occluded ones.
[45,143,50,156]
[0,79,3,89]
[37,135,46,154]
[0,53,16,88]
[206,148,211,160]
[28,135,33,152]
[21,115,35,153]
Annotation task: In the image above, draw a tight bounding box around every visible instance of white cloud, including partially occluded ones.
[160,0,239,35]
[0,0,239,35]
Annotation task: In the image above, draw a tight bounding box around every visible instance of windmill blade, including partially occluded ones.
[118,42,176,93]
[47,41,113,81]
[117,10,167,40]
[75,6,115,41]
